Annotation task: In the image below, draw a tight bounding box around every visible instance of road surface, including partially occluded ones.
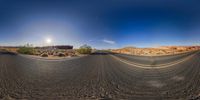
[0,51,200,100]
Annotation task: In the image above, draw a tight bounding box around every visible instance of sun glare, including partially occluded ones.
[46,38,52,44]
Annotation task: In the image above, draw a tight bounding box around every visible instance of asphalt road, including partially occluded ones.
[113,51,197,65]
[0,51,200,100]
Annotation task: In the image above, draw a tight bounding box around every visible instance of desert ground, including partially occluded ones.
[112,46,200,56]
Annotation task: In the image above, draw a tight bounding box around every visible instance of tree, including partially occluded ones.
[17,43,35,55]
[77,44,92,54]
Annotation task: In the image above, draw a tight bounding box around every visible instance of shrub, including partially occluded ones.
[17,47,34,55]
[77,44,92,54]
[64,52,69,56]
[53,52,58,56]
[58,52,65,57]
[41,53,48,57]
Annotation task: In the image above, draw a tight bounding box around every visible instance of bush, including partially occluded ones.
[77,44,92,54]
[58,52,65,57]
[64,52,69,56]
[17,47,34,55]
[41,53,48,57]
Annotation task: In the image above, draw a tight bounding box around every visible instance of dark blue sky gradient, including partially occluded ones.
[0,0,200,48]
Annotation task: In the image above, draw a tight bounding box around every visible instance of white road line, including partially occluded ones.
[110,52,197,69]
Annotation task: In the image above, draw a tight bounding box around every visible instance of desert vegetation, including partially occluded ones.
[77,44,92,54]
[11,44,93,59]
[17,47,35,55]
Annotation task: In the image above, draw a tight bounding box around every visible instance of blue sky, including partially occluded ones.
[0,0,200,49]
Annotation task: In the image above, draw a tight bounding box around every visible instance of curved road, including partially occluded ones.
[0,51,200,99]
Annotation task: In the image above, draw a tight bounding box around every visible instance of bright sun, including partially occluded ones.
[45,38,52,44]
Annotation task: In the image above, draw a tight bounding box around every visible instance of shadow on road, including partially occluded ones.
[0,51,17,55]
[91,52,110,55]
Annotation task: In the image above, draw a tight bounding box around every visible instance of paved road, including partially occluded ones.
[0,51,200,100]
[113,51,197,65]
